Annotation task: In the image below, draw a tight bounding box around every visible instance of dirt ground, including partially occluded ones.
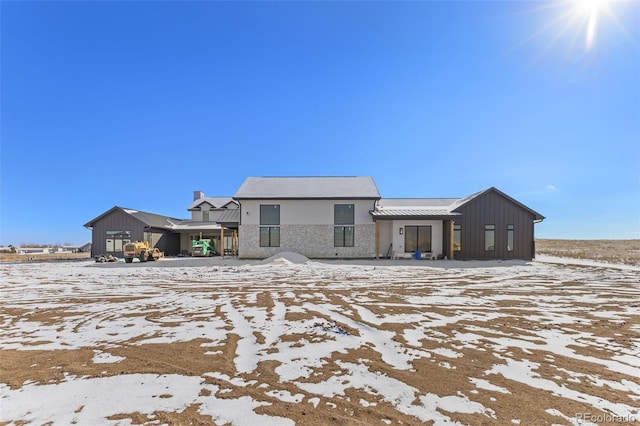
[536,239,640,266]
[1,243,639,425]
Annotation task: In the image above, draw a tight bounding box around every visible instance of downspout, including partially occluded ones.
[372,199,380,259]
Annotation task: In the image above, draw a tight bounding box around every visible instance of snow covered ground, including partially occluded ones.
[1,256,639,425]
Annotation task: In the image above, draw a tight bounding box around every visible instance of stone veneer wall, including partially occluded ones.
[239,224,376,259]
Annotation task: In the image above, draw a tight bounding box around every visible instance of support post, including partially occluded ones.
[233,230,237,256]
[220,227,224,258]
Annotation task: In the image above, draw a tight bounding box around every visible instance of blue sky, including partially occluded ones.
[1,0,639,245]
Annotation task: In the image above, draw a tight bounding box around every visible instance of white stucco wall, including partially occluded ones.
[383,220,444,257]
[377,221,393,257]
[240,199,376,226]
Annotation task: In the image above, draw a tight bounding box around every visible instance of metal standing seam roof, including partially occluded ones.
[207,208,240,223]
[377,198,460,207]
[172,222,224,231]
[370,209,461,219]
[372,198,462,219]
[173,209,241,230]
[233,176,381,199]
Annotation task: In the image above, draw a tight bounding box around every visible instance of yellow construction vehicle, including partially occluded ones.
[123,241,163,263]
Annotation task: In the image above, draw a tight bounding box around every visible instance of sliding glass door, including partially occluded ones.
[404,225,431,253]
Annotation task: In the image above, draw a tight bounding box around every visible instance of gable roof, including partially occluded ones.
[84,207,181,230]
[234,176,381,200]
[451,187,545,221]
[188,197,237,211]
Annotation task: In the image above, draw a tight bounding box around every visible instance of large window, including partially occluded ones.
[260,205,280,225]
[334,204,354,247]
[260,227,280,247]
[260,205,280,247]
[507,224,514,252]
[334,204,354,224]
[453,224,461,252]
[334,226,354,247]
[405,225,431,253]
[485,224,495,251]
[106,231,131,252]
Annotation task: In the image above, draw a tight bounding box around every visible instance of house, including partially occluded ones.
[84,177,544,260]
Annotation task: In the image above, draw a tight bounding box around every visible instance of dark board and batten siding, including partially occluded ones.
[89,209,143,258]
[89,209,180,258]
[453,190,536,260]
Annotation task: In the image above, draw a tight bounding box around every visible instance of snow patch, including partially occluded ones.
[262,252,310,265]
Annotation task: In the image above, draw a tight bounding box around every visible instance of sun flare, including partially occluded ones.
[568,0,611,50]
[522,0,627,63]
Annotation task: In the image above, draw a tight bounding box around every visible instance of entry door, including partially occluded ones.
[405,226,432,252]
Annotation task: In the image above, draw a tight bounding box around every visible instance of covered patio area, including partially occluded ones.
[370,199,460,260]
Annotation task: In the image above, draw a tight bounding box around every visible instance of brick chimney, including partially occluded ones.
[194,191,204,201]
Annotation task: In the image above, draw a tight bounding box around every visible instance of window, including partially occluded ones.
[507,224,514,252]
[453,224,461,251]
[202,211,209,222]
[260,205,280,247]
[334,226,354,247]
[334,204,355,247]
[405,226,431,252]
[106,231,131,252]
[260,226,280,247]
[260,205,280,225]
[334,204,354,224]
[485,225,495,251]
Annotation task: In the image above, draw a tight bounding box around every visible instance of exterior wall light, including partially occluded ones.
[399,228,403,235]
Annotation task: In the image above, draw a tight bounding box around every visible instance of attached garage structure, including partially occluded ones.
[83,207,181,258]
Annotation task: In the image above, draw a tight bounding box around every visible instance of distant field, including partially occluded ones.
[0,252,91,263]
[536,239,640,266]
